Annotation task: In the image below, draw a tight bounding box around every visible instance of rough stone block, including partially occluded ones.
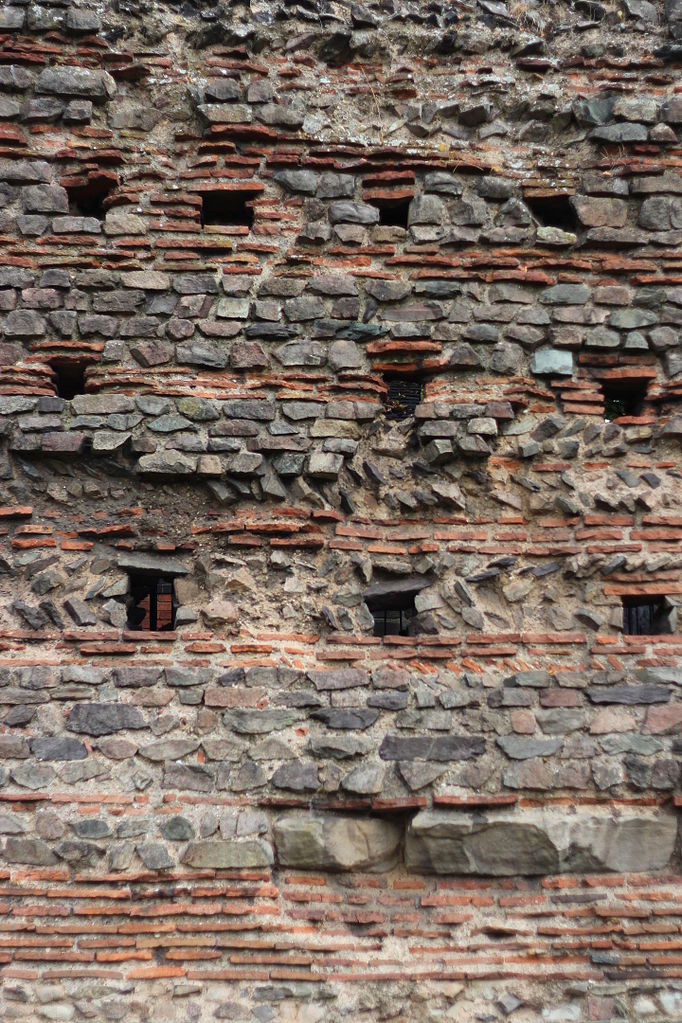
[328,201,380,225]
[274,814,401,872]
[36,66,116,101]
[406,809,677,875]
[379,735,485,761]
[530,348,573,376]
[66,704,147,736]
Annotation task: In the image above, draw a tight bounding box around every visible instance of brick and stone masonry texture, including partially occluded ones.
[1,0,682,1019]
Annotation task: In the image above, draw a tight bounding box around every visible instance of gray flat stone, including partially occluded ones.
[182,840,273,868]
[4,837,57,865]
[139,739,200,761]
[223,709,302,734]
[328,201,380,225]
[36,66,116,101]
[274,170,318,194]
[29,737,87,761]
[271,761,319,791]
[379,735,485,761]
[67,703,147,736]
[116,553,188,575]
[0,814,26,835]
[112,667,163,689]
[162,763,214,792]
[312,708,379,730]
[497,736,562,760]
[587,685,670,705]
[530,348,573,376]
[136,843,174,870]
[306,669,370,691]
[161,816,196,841]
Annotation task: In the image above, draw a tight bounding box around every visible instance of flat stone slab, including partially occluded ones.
[116,553,189,575]
[36,67,116,101]
[587,685,670,705]
[66,703,147,736]
[181,840,273,868]
[306,668,370,691]
[379,735,485,761]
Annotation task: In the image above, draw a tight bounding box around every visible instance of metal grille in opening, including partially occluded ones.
[372,606,416,637]
[128,575,175,631]
[384,375,424,419]
[622,598,665,636]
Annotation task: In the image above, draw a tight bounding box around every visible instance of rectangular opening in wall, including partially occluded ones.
[200,189,259,229]
[524,191,578,233]
[49,357,88,400]
[371,604,416,637]
[365,576,429,637]
[383,373,424,419]
[127,573,176,631]
[371,197,411,229]
[622,596,673,636]
[65,174,117,220]
[602,377,647,421]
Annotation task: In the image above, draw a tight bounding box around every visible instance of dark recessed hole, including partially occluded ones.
[50,359,88,400]
[365,576,429,637]
[127,572,176,631]
[601,378,647,421]
[525,194,578,233]
[371,197,411,228]
[200,190,257,229]
[66,177,116,220]
[383,373,425,419]
[622,596,674,636]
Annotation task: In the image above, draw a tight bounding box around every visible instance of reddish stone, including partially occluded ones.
[510,710,536,734]
[644,705,682,735]
[590,708,636,734]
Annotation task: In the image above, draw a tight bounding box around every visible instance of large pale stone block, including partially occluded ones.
[405,809,678,875]
[274,814,401,872]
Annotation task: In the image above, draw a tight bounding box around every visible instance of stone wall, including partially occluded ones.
[1,0,682,1019]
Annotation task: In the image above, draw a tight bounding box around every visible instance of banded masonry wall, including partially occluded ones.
[0,0,682,1019]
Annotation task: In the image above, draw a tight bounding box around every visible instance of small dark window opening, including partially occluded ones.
[384,373,424,419]
[200,190,257,229]
[50,358,88,400]
[365,576,429,637]
[127,573,176,631]
[370,600,417,637]
[371,197,411,229]
[602,378,647,421]
[622,597,673,636]
[66,177,116,220]
[525,193,578,233]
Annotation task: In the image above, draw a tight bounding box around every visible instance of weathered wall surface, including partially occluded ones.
[1,0,682,1019]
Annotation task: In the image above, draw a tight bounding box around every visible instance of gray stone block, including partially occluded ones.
[36,66,116,101]
[406,809,677,875]
[274,814,401,871]
[379,735,485,761]
[66,704,147,736]
[530,348,573,376]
